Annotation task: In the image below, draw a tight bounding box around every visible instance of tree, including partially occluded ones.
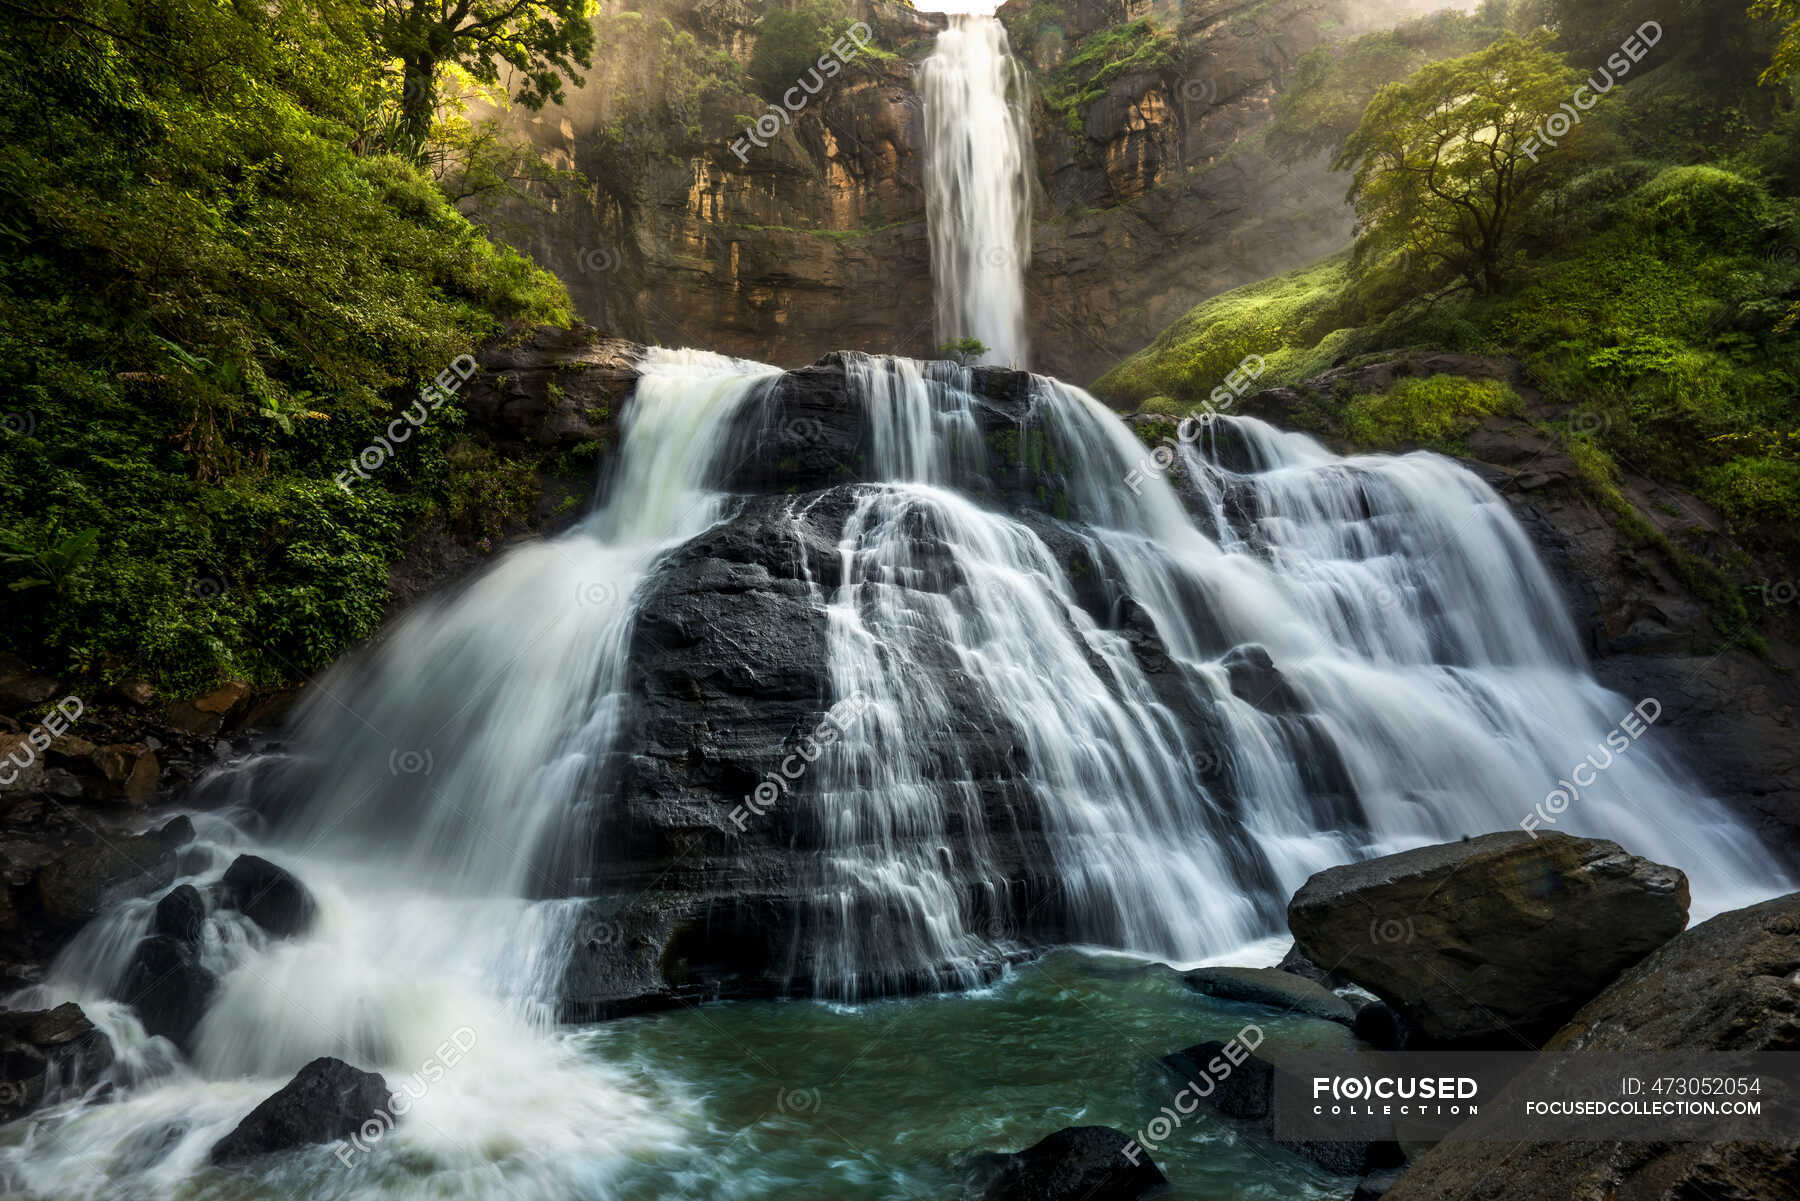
[372,0,597,157]
[1335,30,1589,296]
[937,337,988,367]
[1752,0,1800,82]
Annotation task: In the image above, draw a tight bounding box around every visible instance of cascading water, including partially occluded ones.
[2,347,1790,1200]
[920,15,1034,366]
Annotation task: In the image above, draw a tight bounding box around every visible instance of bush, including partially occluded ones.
[1631,165,1770,245]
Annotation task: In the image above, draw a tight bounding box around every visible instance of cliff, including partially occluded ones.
[472,0,1357,381]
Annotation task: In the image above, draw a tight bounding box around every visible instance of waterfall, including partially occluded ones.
[920,15,1034,367]
[4,348,1788,1198]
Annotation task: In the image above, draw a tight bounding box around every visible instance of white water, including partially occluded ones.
[0,348,1788,1198]
[920,15,1034,366]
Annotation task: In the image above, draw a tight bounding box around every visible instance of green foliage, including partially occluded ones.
[370,0,597,156]
[1749,0,1800,83]
[1336,30,1593,296]
[1043,18,1178,136]
[748,0,871,103]
[1341,375,1522,450]
[938,337,990,366]
[1098,157,1800,558]
[1630,164,1770,242]
[1093,258,1358,407]
[0,0,573,693]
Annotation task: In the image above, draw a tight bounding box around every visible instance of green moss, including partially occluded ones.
[1094,256,1359,408]
[1043,18,1179,137]
[1341,376,1521,451]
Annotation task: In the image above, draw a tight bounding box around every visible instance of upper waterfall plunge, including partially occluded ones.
[920,15,1034,367]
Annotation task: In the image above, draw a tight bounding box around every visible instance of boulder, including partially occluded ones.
[91,743,160,804]
[1384,891,1800,1201]
[121,934,215,1050]
[209,1056,391,1163]
[165,680,250,737]
[150,883,206,945]
[1351,999,1409,1051]
[220,855,316,938]
[0,1001,115,1122]
[1160,1040,1400,1176]
[0,653,58,710]
[1287,833,1688,1044]
[33,817,194,931]
[1182,965,1354,1024]
[976,1126,1167,1201]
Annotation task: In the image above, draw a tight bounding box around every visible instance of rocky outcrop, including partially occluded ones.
[475,0,1355,382]
[1181,965,1353,1023]
[1287,832,1690,1045]
[210,1056,392,1163]
[1384,891,1800,1201]
[0,1001,115,1123]
[219,855,316,939]
[31,816,194,934]
[970,1126,1167,1201]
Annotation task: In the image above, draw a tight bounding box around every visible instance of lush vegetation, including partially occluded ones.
[1042,17,1179,136]
[1099,0,1800,587]
[0,0,575,695]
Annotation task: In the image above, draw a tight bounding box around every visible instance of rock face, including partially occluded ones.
[0,1002,115,1123]
[475,0,1353,382]
[210,1057,391,1163]
[1287,833,1690,1045]
[974,1126,1167,1201]
[1385,891,1800,1201]
[220,855,316,938]
[1181,965,1353,1024]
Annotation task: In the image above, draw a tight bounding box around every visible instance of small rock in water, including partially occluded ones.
[1182,965,1355,1024]
[122,934,215,1050]
[209,1057,391,1163]
[975,1126,1167,1201]
[220,854,316,938]
[150,883,206,945]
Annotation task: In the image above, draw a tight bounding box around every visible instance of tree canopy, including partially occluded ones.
[371,0,597,156]
[1335,30,1590,295]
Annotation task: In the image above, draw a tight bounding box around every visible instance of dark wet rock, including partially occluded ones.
[150,883,206,945]
[209,1056,391,1163]
[33,817,193,932]
[1288,833,1689,1045]
[1182,965,1353,1024]
[1351,1000,1409,1051]
[1385,892,1800,1201]
[1220,645,1305,716]
[220,855,315,938]
[1354,1167,1406,1200]
[975,1125,1167,1201]
[1160,1038,1401,1176]
[1161,1040,1273,1120]
[1273,941,1338,986]
[0,1001,115,1122]
[122,934,215,1050]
